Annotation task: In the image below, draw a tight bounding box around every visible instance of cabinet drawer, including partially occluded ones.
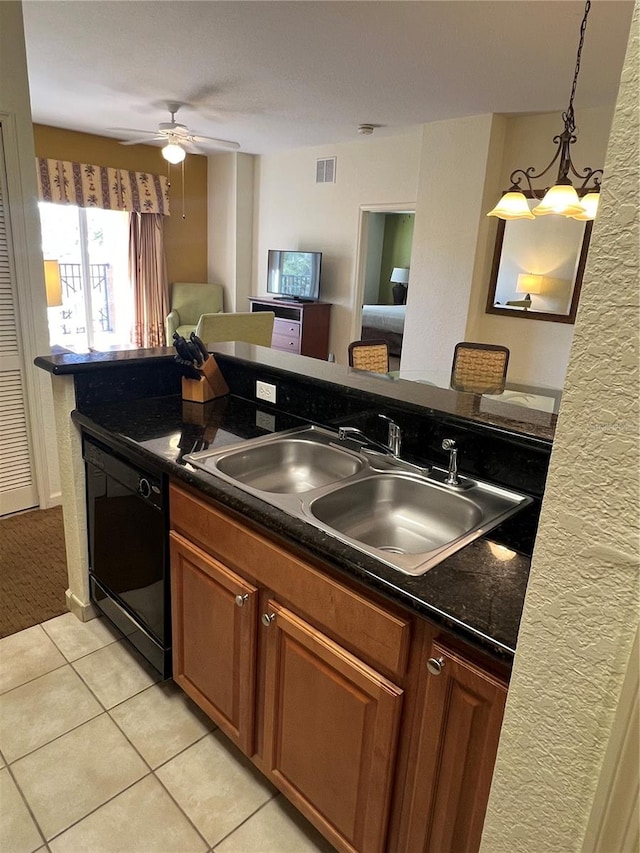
[170,484,412,677]
[272,332,301,353]
[273,318,301,339]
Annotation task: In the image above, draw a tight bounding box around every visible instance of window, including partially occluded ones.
[39,203,131,351]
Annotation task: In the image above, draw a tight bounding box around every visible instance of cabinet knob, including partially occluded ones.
[235,594,249,607]
[261,612,276,626]
[427,656,446,676]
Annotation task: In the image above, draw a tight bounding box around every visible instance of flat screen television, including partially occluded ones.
[266,250,322,302]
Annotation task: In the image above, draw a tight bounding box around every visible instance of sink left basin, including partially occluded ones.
[185,426,363,493]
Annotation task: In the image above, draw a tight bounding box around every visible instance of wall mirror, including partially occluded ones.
[485,192,593,324]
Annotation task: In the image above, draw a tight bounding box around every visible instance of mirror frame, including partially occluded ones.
[485,191,594,324]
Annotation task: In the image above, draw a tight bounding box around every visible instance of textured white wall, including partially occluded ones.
[481,5,639,851]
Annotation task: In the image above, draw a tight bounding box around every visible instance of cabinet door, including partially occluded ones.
[405,639,507,853]
[170,532,258,754]
[262,601,403,853]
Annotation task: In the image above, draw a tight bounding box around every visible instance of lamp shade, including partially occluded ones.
[516,273,544,295]
[390,267,409,284]
[162,142,186,164]
[487,192,535,220]
[532,184,584,217]
[572,191,600,221]
[44,260,62,307]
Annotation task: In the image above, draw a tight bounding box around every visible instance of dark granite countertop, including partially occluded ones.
[36,341,557,443]
[71,393,532,663]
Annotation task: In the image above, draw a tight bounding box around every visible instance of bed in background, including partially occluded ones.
[361,304,405,356]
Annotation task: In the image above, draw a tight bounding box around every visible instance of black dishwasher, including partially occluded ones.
[83,435,171,677]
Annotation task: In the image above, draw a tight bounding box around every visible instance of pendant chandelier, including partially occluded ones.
[487,0,602,222]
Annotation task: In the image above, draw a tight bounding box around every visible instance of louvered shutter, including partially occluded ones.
[0,128,38,516]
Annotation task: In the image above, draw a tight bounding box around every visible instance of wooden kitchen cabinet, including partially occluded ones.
[169,483,409,853]
[262,601,403,852]
[397,638,508,853]
[170,533,258,754]
[169,483,509,853]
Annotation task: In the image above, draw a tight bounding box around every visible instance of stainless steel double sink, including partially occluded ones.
[185,425,531,576]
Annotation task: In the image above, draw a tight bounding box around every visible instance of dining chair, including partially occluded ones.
[450,342,510,394]
[348,339,390,374]
[195,311,275,348]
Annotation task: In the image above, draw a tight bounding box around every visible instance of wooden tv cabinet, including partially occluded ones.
[248,297,331,360]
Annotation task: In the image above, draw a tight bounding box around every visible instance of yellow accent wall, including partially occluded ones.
[33,125,208,285]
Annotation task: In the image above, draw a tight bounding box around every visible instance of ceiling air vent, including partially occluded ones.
[316,157,336,184]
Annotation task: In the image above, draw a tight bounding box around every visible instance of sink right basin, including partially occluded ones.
[309,474,484,555]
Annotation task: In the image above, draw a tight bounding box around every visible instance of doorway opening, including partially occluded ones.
[353,205,415,372]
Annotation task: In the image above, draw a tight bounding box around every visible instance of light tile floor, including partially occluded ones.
[0,613,336,853]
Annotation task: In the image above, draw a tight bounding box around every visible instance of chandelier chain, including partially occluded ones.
[564,0,591,133]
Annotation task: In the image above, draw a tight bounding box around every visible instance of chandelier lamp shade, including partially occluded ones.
[487,0,602,222]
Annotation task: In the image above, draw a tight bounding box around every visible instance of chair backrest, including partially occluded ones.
[170,283,224,325]
[348,339,390,374]
[450,342,510,394]
[195,312,275,347]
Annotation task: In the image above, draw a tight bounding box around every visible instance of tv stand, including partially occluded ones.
[249,297,332,360]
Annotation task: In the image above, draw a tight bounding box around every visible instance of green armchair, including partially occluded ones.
[166,282,224,341]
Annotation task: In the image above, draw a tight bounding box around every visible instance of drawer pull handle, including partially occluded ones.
[235,594,249,607]
[427,656,446,675]
[261,612,276,626]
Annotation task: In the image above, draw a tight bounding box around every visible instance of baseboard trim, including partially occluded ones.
[65,589,98,622]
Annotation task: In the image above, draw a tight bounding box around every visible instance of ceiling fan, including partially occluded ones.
[115,102,240,163]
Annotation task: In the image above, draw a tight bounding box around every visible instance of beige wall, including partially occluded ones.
[208,151,255,313]
[481,5,639,849]
[33,124,209,286]
[402,113,504,375]
[252,131,422,361]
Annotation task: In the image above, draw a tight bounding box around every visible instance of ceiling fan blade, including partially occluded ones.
[120,135,165,146]
[190,134,240,150]
[109,127,161,136]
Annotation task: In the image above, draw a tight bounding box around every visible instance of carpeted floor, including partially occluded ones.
[0,505,69,639]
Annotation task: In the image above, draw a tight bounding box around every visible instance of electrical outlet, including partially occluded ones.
[256,410,276,432]
[256,380,277,404]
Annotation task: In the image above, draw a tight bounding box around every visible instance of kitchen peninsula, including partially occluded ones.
[36,342,554,853]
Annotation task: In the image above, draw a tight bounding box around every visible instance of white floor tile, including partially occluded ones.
[157,730,276,847]
[0,665,102,762]
[11,714,148,840]
[110,679,213,768]
[48,775,208,853]
[42,613,121,661]
[0,767,44,853]
[71,639,160,709]
[215,795,336,852]
[0,626,66,695]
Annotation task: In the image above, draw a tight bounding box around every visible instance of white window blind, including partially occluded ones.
[0,127,37,515]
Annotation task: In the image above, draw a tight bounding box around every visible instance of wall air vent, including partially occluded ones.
[316,157,336,184]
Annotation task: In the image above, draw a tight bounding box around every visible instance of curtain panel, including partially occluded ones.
[36,158,170,214]
[129,213,169,348]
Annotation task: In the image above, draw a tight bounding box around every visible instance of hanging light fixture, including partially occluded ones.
[487,0,602,222]
[162,136,186,164]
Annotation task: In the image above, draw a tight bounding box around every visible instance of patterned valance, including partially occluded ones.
[35,158,170,215]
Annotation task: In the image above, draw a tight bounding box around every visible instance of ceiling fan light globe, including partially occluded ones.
[162,142,186,164]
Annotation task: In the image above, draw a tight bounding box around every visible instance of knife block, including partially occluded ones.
[181,376,216,403]
[181,354,229,403]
